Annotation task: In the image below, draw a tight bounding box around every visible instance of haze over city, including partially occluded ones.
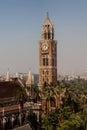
[0,0,87,75]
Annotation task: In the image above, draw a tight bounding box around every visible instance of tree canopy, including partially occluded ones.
[41,79,87,130]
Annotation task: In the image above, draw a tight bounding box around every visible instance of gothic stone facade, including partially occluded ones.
[39,13,57,87]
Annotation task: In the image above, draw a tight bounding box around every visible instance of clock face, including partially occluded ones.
[42,44,48,51]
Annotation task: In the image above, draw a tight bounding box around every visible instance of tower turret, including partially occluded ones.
[26,71,34,97]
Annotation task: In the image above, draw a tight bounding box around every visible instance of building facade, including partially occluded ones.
[0,80,42,130]
[39,13,57,87]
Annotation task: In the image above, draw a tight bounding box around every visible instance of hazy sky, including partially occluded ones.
[0,0,87,75]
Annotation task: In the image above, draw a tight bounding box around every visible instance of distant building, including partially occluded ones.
[34,74,39,85]
[80,71,87,80]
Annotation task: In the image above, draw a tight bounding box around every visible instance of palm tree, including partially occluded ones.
[53,82,67,109]
[16,85,27,109]
[32,86,41,103]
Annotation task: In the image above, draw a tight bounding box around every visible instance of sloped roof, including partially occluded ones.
[12,124,33,130]
[0,81,22,99]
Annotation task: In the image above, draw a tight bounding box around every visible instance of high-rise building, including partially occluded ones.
[39,13,57,87]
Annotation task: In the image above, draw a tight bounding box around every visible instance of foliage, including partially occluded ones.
[60,106,72,120]
[16,85,28,108]
[42,110,59,130]
[32,86,41,102]
[41,79,87,130]
[27,109,39,130]
[81,108,87,129]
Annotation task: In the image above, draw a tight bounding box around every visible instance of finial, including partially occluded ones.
[46,11,49,19]
[45,11,52,24]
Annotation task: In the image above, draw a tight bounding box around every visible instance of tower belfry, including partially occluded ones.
[39,13,57,87]
[42,12,54,40]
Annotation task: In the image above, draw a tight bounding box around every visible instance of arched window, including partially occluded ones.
[44,33,46,39]
[48,32,50,39]
[43,55,49,66]
[50,97,56,107]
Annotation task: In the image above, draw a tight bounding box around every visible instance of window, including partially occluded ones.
[44,33,46,39]
[43,55,49,66]
[46,58,48,66]
[46,70,49,75]
[52,58,55,66]
[43,70,49,76]
[50,97,56,107]
[48,32,50,39]
[43,58,45,66]
[52,33,54,39]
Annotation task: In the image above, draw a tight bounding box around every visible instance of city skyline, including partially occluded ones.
[0,0,87,75]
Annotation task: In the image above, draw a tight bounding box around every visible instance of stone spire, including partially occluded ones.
[5,69,10,81]
[26,71,32,86]
[31,74,34,85]
[26,71,34,86]
[44,12,53,26]
[26,71,34,97]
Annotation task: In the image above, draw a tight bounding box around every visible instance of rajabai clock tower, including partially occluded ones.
[39,13,57,87]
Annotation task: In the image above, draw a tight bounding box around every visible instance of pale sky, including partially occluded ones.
[0,0,87,75]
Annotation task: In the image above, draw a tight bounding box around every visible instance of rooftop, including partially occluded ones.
[0,81,23,99]
[12,123,33,130]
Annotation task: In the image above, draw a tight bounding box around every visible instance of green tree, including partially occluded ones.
[81,108,87,129]
[60,106,72,120]
[42,110,59,130]
[32,86,41,103]
[59,120,73,130]
[41,79,87,130]
[27,109,39,130]
[59,114,84,130]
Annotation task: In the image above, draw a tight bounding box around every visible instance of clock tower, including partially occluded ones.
[39,13,57,87]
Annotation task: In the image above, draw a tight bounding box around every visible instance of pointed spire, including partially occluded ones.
[46,11,49,20]
[44,12,52,26]
[5,69,10,81]
[26,71,32,86]
[31,74,34,85]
